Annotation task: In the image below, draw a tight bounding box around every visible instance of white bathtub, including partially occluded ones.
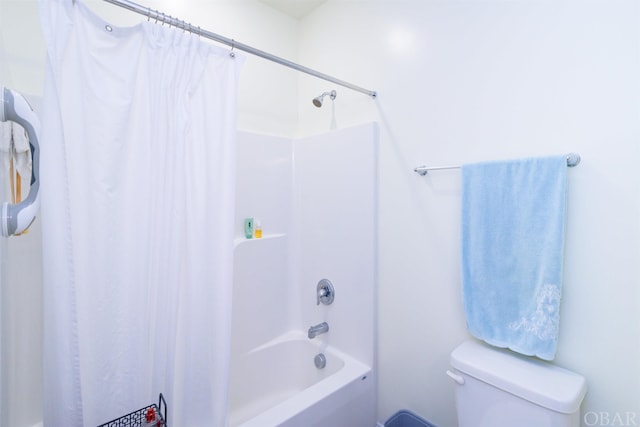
[229,331,375,427]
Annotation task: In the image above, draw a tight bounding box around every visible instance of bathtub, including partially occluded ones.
[228,331,375,427]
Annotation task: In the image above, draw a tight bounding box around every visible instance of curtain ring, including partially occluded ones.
[154,10,159,24]
[230,39,235,58]
[147,7,150,21]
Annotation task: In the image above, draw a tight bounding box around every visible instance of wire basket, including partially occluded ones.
[97,393,167,427]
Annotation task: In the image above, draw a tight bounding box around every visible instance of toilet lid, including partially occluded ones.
[450,340,587,414]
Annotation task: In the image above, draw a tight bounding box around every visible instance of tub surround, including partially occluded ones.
[231,123,378,425]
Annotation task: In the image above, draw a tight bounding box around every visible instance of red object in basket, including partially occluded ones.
[146,407,156,422]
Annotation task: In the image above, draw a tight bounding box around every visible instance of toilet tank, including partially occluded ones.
[448,340,587,427]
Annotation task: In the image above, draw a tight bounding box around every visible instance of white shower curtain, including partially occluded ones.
[39,1,243,425]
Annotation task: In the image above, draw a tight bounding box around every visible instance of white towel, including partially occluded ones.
[1,121,30,152]
[1,121,11,151]
[1,121,32,201]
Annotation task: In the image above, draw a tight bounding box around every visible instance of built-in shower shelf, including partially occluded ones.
[234,233,286,248]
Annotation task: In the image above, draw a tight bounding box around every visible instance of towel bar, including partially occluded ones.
[414,153,580,176]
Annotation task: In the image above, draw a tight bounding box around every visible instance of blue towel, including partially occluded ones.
[461,156,567,360]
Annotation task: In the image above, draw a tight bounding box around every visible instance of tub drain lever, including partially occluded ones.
[314,353,326,369]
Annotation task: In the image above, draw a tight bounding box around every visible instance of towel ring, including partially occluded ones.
[0,87,40,236]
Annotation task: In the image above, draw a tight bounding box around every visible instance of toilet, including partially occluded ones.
[447,340,587,427]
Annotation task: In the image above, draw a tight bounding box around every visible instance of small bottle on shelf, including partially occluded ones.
[244,218,254,239]
[254,220,263,238]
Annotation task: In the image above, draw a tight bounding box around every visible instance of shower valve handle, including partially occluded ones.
[316,279,335,306]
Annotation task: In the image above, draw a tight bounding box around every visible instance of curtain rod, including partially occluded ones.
[102,0,377,98]
[413,153,581,176]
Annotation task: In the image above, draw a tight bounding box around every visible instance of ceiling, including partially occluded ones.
[258,0,328,19]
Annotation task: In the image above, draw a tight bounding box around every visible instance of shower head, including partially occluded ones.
[312,90,337,108]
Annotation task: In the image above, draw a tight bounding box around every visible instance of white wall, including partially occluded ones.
[299,1,640,426]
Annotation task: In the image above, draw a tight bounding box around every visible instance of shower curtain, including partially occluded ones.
[39,1,243,426]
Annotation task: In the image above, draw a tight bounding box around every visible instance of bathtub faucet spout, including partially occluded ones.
[308,322,329,339]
